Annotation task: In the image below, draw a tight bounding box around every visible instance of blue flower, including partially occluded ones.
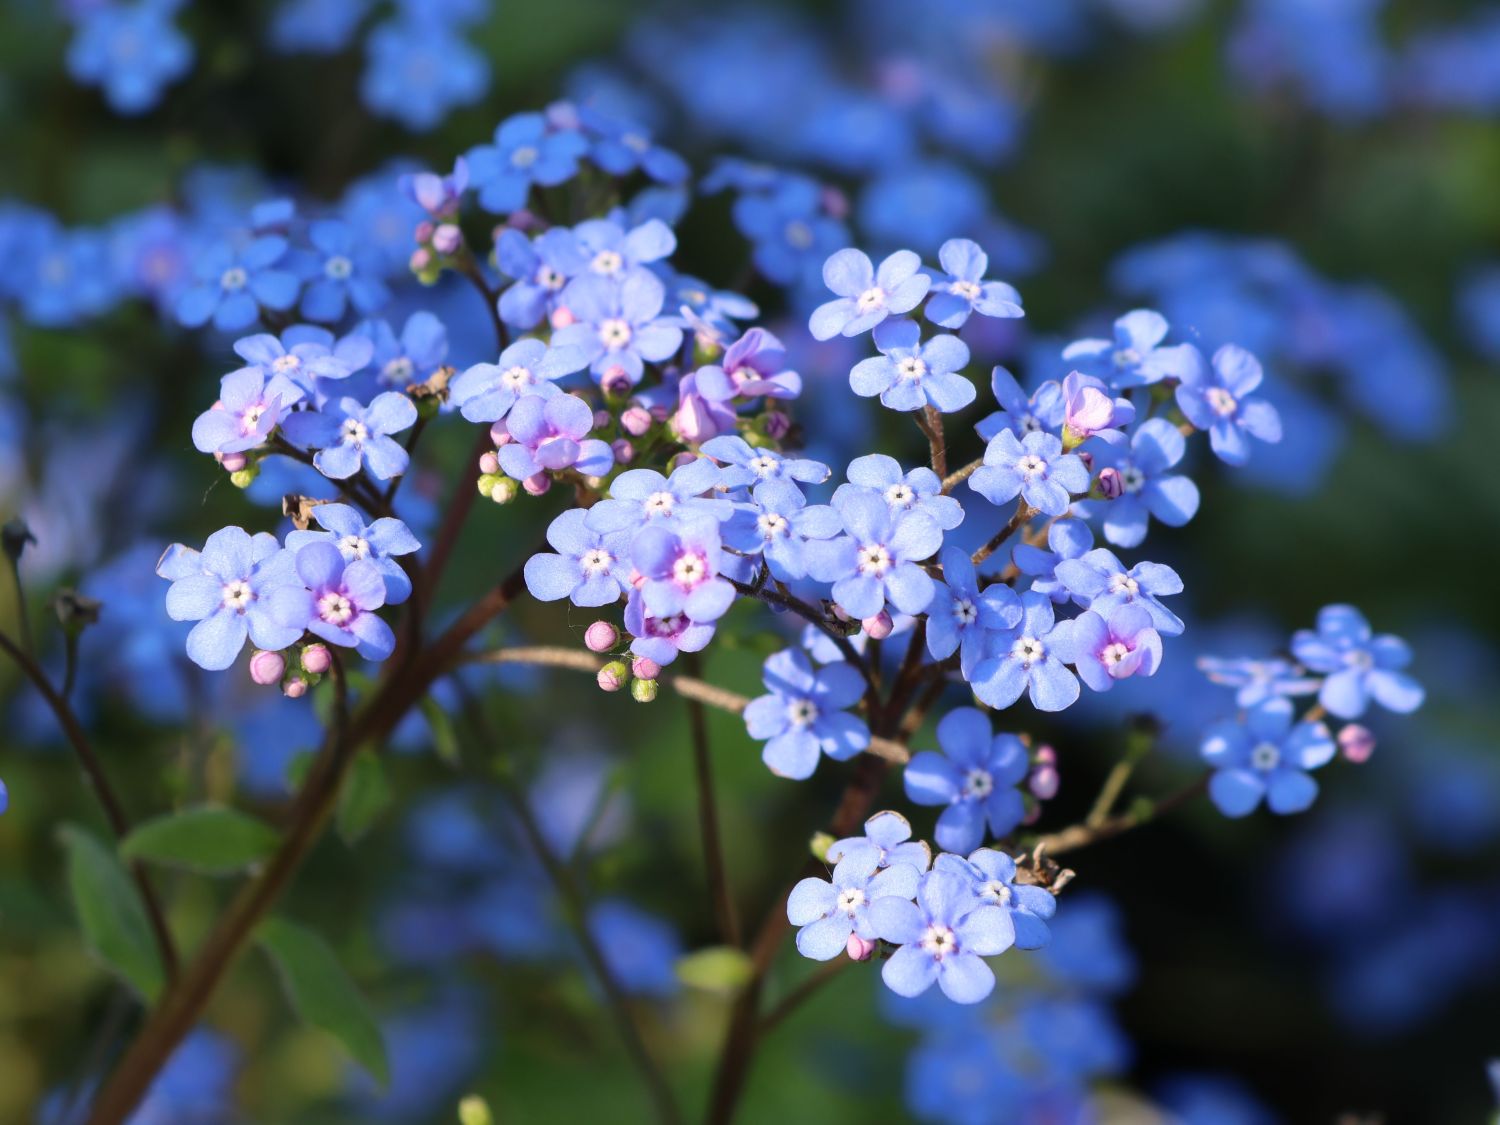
[176,236,299,332]
[935,847,1057,949]
[587,899,683,998]
[976,366,1064,442]
[233,326,372,396]
[743,648,869,780]
[700,435,829,490]
[904,707,1029,853]
[1088,418,1199,548]
[810,248,931,340]
[572,217,676,281]
[579,110,689,184]
[284,504,420,605]
[360,18,488,131]
[296,540,395,661]
[1012,518,1094,603]
[1054,548,1184,635]
[1061,605,1163,693]
[805,488,942,620]
[826,810,934,873]
[1290,604,1424,719]
[925,546,1022,678]
[191,365,304,455]
[159,528,313,671]
[551,271,684,384]
[1175,344,1283,466]
[721,479,841,582]
[496,227,589,329]
[842,454,964,531]
[361,311,449,390]
[1202,698,1336,817]
[849,318,975,413]
[731,173,847,289]
[523,509,632,608]
[66,1,193,115]
[970,429,1089,518]
[449,337,589,424]
[1037,891,1136,993]
[925,238,1024,329]
[295,219,391,322]
[970,591,1080,712]
[585,459,730,534]
[270,0,371,54]
[632,519,736,624]
[868,869,1014,1003]
[623,590,717,668]
[1197,655,1320,708]
[787,850,920,960]
[1062,309,1199,389]
[467,112,589,213]
[281,392,418,481]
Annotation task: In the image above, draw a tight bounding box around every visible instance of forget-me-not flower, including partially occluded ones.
[810,248,931,340]
[1290,604,1424,719]
[849,318,975,413]
[924,238,1024,329]
[904,707,1030,854]
[1201,697,1336,817]
[743,647,870,779]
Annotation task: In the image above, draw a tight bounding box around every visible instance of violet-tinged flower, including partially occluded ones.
[810,248,931,340]
[1197,655,1321,708]
[399,157,469,219]
[1062,309,1200,389]
[281,392,417,481]
[496,227,589,329]
[573,218,676,280]
[926,546,1023,678]
[925,238,1024,329]
[693,327,800,401]
[971,591,1080,712]
[826,810,933,873]
[551,272,684,383]
[1290,604,1424,719]
[976,367,1065,442]
[585,459,729,534]
[722,480,841,582]
[295,540,395,661]
[868,869,1014,1003]
[1201,698,1336,817]
[497,393,614,481]
[231,326,372,397]
[632,520,736,624]
[467,112,589,213]
[1087,417,1199,547]
[449,337,589,424]
[804,488,941,620]
[1060,371,1136,447]
[849,318,974,413]
[623,590,716,668]
[904,707,1029,853]
[669,368,737,445]
[362,312,449,390]
[743,648,869,779]
[296,219,390,322]
[1061,605,1163,693]
[192,366,304,455]
[970,429,1089,518]
[1013,519,1094,603]
[523,509,632,608]
[1175,344,1283,465]
[842,453,964,530]
[1054,548,1184,635]
[699,435,829,489]
[160,528,313,671]
[176,236,299,332]
[787,851,920,960]
[934,848,1057,949]
[284,504,420,606]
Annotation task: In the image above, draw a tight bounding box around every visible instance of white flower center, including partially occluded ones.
[1113,347,1141,369]
[324,255,353,280]
[671,552,708,589]
[383,357,415,385]
[580,548,613,575]
[1207,387,1238,417]
[856,286,886,312]
[1250,742,1281,771]
[599,317,632,349]
[622,132,650,154]
[836,886,867,915]
[1016,454,1047,479]
[757,512,789,538]
[953,598,978,626]
[501,365,535,390]
[644,491,675,517]
[1011,636,1045,666]
[963,768,994,798]
[341,419,369,446]
[784,220,813,250]
[919,923,957,958]
[220,266,248,291]
[950,279,982,301]
[749,455,780,478]
[591,249,624,276]
[885,482,915,509]
[221,579,254,611]
[510,144,540,168]
[786,697,820,727]
[1107,573,1139,596]
[1018,413,1042,433]
[240,404,267,434]
[338,534,371,560]
[897,356,927,381]
[272,354,301,375]
[537,265,565,290]
[1344,648,1373,670]
[981,880,1012,906]
[1101,641,1132,667]
[1120,466,1145,493]
[856,543,892,576]
[318,591,353,626]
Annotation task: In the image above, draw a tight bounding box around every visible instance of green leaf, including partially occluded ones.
[676,946,754,995]
[59,824,163,1000]
[420,696,461,766]
[258,917,388,1085]
[337,752,391,844]
[121,805,279,874]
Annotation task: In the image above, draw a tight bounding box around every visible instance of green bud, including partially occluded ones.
[489,477,519,504]
[693,333,724,366]
[230,464,260,489]
[1060,424,1085,452]
[630,677,659,703]
[809,831,835,864]
[457,1095,493,1125]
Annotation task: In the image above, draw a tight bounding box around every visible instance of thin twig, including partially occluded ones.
[685,653,740,947]
[971,501,1037,567]
[4,553,35,657]
[1035,775,1209,857]
[940,456,983,495]
[724,575,875,691]
[915,406,948,478]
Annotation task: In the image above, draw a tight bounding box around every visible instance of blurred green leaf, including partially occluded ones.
[258,917,389,1086]
[121,805,279,875]
[59,824,163,1000]
[337,752,392,844]
[676,946,754,994]
[421,697,461,766]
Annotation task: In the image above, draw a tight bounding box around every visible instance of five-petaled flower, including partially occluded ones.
[849,318,975,413]
[868,869,1015,1003]
[787,851,921,961]
[971,428,1089,518]
[1174,344,1283,466]
[1290,604,1424,719]
[1200,697,1336,817]
[810,248,930,340]
[743,648,870,780]
[904,707,1030,854]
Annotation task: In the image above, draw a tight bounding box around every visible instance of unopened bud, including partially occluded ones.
[593,409,612,429]
[845,933,877,961]
[486,476,518,504]
[861,609,894,640]
[457,1096,493,1125]
[409,247,433,273]
[1338,723,1376,764]
[549,306,576,330]
[611,438,635,464]
[230,465,260,489]
[283,675,309,699]
[1034,743,1057,766]
[218,450,248,473]
[432,223,462,254]
[489,419,511,446]
[1029,764,1060,801]
[620,405,652,436]
[478,451,500,475]
[584,621,619,653]
[522,472,551,497]
[809,831,835,863]
[52,589,101,634]
[600,367,633,398]
[414,220,435,245]
[821,185,850,220]
[249,649,286,686]
[1097,466,1123,500]
[300,644,333,675]
[630,677,659,703]
[2,518,36,563]
[763,412,792,441]
[597,661,628,692]
[631,655,661,680]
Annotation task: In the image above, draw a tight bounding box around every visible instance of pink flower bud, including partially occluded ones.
[1066,385,1116,435]
[611,438,635,464]
[584,621,619,653]
[219,451,248,473]
[432,223,462,254]
[672,395,718,443]
[300,644,332,675]
[550,306,576,329]
[506,208,540,231]
[597,661,628,692]
[478,451,501,475]
[1034,743,1057,765]
[600,367,633,397]
[523,472,551,496]
[648,404,671,423]
[282,675,308,699]
[1077,450,1094,471]
[1029,764,1060,801]
[1338,723,1376,764]
[621,406,652,436]
[764,412,792,441]
[593,409,612,429]
[862,609,894,640]
[631,655,661,680]
[1098,467,1124,500]
[489,420,511,446]
[249,649,285,686]
[414,220,435,245]
[846,933,876,961]
[409,247,433,273]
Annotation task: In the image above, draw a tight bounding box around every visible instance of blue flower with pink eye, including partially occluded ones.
[1062,309,1200,390]
[191,366,304,456]
[176,236,299,333]
[230,326,373,403]
[632,519,736,625]
[623,590,716,668]
[450,337,589,424]
[810,248,931,341]
[1061,604,1163,693]
[281,392,417,481]
[1201,698,1336,818]
[1175,344,1283,465]
[971,591,1080,713]
[935,848,1056,950]
[841,454,964,530]
[467,112,589,213]
[971,429,1089,518]
[497,393,613,482]
[551,271,684,383]
[924,238,1024,329]
[804,487,942,621]
[295,540,395,661]
[284,504,420,606]
[159,528,313,672]
[523,509,632,608]
[868,869,1015,1003]
[904,707,1029,854]
[849,319,974,413]
[743,648,869,780]
[925,546,1023,678]
[977,366,1065,442]
[826,810,933,873]
[1054,548,1184,636]
[1088,417,1199,548]
[693,327,801,401]
[295,219,390,322]
[787,850,921,961]
[1290,604,1424,719]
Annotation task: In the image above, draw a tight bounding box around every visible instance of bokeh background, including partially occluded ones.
[2,0,1499,1121]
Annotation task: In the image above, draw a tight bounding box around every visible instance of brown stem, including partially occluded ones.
[1035,775,1209,857]
[971,501,1037,567]
[724,575,875,691]
[915,406,948,478]
[940,456,983,495]
[685,653,740,948]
